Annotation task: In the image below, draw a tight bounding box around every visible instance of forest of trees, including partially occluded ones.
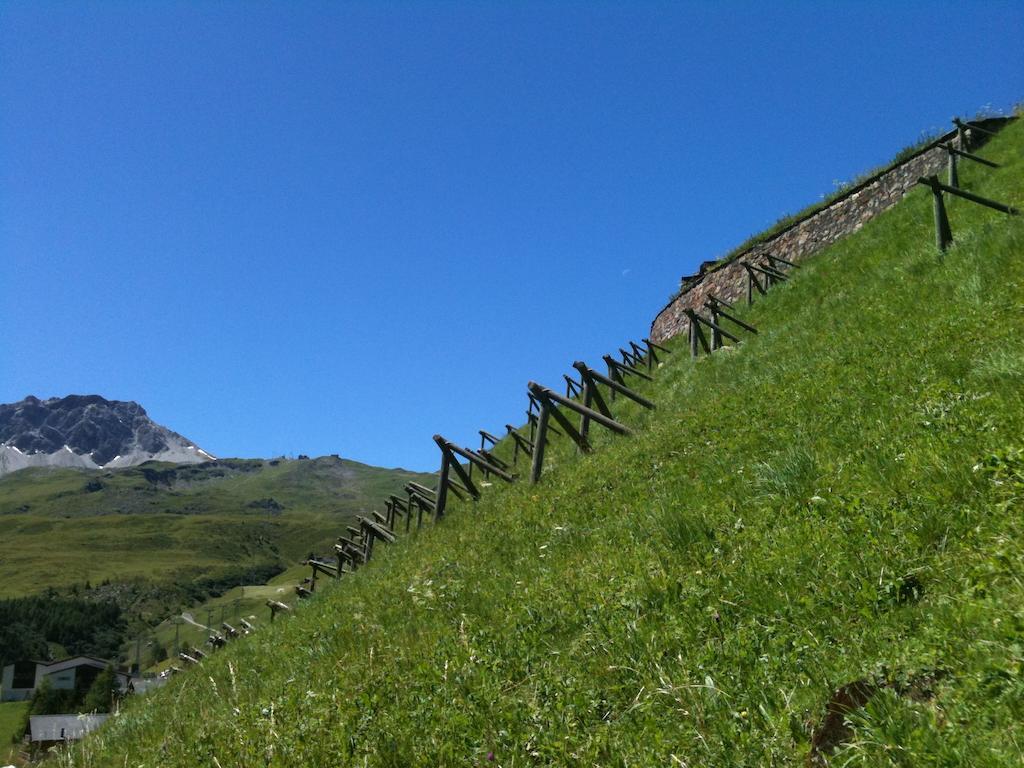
[0,592,126,668]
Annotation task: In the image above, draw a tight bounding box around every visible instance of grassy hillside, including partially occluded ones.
[0,456,435,597]
[0,701,29,763]
[60,121,1023,767]
[122,564,311,674]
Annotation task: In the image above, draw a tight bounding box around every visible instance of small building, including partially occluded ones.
[0,659,39,702]
[1,657,130,702]
[29,714,109,748]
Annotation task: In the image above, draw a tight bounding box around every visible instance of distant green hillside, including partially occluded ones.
[0,456,435,598]
[62,120,1024,767]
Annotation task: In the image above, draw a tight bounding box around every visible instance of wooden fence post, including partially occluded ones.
[529,393,550,484]
[435,448,450,521]
[918,175,953,251]
[709,303,722,350]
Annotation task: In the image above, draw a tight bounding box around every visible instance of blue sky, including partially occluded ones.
[2,2,1022,471]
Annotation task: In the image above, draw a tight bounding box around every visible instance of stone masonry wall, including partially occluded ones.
[649,118,1013,343]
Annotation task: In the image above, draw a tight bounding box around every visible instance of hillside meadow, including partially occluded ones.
[0,457,434,597]
[52,119,1024,766]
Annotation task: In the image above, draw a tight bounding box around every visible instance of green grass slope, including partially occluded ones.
[0,456,435,597]
[65,121,1024,767]
[0,701,29,763]
[122,564,312,674]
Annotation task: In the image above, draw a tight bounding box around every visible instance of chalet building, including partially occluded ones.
[29,714,110,749]
[0,656,129,702]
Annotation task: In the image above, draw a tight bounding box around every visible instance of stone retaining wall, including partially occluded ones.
[649,118,1013,343]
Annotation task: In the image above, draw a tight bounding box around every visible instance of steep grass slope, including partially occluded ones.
[67,121,1024,767]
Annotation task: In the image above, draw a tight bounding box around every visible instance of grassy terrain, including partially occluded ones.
[125,564,310,673]
[0,456,435,597]
[0,701,29,763]
[54,121,1024,766]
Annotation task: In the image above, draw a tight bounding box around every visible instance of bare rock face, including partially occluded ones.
[0,395,214,476]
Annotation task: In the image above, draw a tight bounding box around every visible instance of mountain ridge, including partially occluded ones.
[0,394,214,476]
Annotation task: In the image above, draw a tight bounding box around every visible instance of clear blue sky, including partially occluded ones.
[2,2,1022,471]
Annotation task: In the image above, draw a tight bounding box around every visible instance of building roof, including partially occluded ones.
[38,656,106,673]
[29,714,109,742]
[37,656,129,678]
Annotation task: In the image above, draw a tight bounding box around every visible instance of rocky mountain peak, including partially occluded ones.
[0,394,214,476]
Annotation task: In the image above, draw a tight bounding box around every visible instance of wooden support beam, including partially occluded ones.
[267,600,291,621]
[407,482,436,499]
[337,535,362,551]
[434,435,515,482]
[478,448,509,472]
[917,175,954,251]
[405,487,436,523]
[688,312,710,357]
[360,515,397,544]
[527,382,632,483]
[753,261,789,282]
[642,337,671,354]
[572,361,655,410]
[628,341,648,371]
[953,117,999,140]
[440,441,480,499]
[528,383,633,435]
[527,409,562,437]
[307,559,339,579]
[918,175,1019,215]
[603,354,653,381]
[505,425,534,461]
[619,347,642,368]
[686,309,741,344]
[703,301,758,334]
[707,293,735,308]
[333,545,357,572]
[445,478,470,501]
[431,436,480,520]
[544,396,592,454]
[940,143,1000,169]
[529,393,550,484]
[336,539,364,567]
[765,254,800,270]
[743,263,766,304]
[642,338,669,372]
[295,585,313,599]
[479,430,500,447]
[407,491,431,530]
[709,303,723,349]
[564,374,582,398]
